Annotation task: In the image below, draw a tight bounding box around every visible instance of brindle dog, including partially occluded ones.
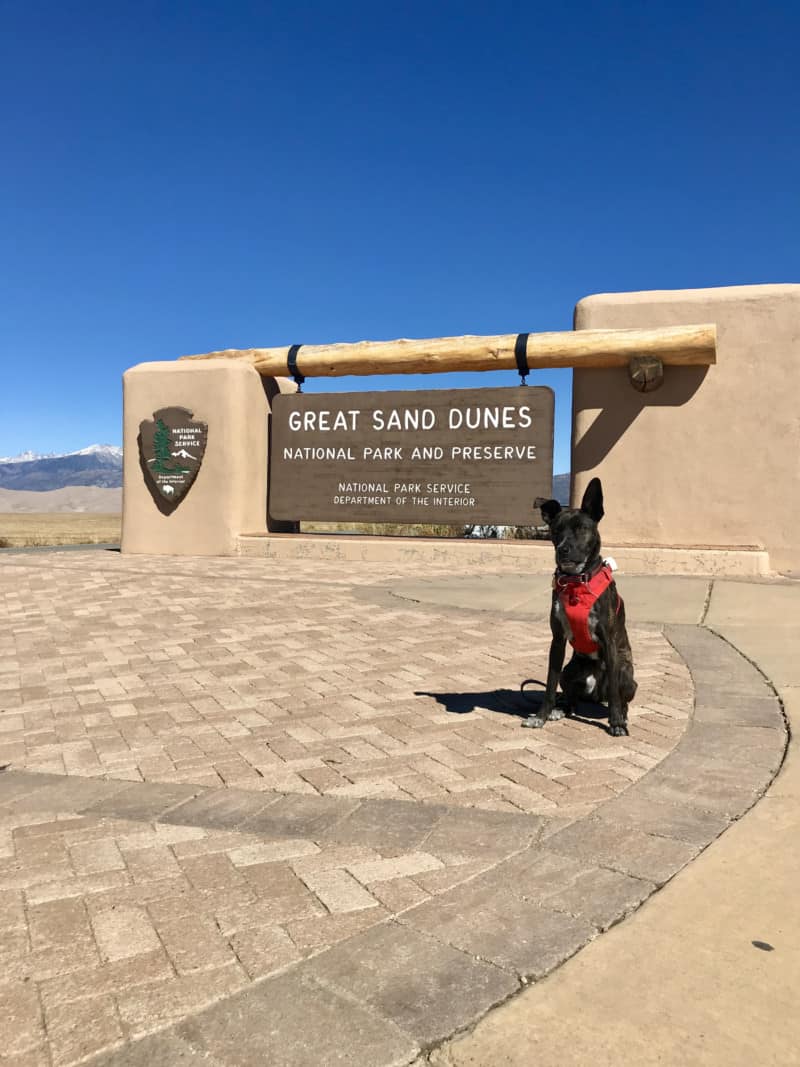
[523,478,637,736]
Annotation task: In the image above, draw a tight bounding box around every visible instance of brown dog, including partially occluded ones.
[523,478,636,736]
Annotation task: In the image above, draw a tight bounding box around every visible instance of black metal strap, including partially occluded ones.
[514,333,530,383]
[287,345,305,389]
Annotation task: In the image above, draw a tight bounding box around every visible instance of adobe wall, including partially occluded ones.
[121,360,295,556]
[572,284,800,575]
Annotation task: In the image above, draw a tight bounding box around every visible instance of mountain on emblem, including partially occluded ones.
[138,407,207,514]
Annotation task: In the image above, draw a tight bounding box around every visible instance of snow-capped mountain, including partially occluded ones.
[0,444,123,463]
[0,445,123,491]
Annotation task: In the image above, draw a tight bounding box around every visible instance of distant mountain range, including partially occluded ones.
[0,445,123,491]
[552,472,570,504]
[0,442,571,503]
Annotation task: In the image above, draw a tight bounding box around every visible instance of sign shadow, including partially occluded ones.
[572,365,709,471]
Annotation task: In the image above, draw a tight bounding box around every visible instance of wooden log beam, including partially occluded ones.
[181,324,716,379]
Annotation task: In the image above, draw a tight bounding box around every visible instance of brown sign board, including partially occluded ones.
[138,407,208,513]
[269,386,554,525]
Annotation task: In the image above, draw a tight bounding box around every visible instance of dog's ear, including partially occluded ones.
[580,478,604,523]
[534,497,562,526]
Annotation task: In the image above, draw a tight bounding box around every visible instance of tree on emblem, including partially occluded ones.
[152,419,188,473]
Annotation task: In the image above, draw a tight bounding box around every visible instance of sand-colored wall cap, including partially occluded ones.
[572,283,800,575]
[122,359,273,556]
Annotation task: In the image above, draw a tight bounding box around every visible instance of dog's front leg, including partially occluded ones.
[524,623,566,729]
[597,631,628,737]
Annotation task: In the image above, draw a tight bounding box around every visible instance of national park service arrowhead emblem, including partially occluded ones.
[138,407,208,513]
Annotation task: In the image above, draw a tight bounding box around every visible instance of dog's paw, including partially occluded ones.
[522,715,546,729]
[548,707,566,721]
[608,723,629,737]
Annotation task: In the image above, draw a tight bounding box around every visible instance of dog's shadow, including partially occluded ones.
[415,687,612,732]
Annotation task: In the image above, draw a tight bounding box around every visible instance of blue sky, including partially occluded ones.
[2,1,798,474]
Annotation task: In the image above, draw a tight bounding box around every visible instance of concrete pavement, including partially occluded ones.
[433,576,800,1067]
[0,550,795,1065]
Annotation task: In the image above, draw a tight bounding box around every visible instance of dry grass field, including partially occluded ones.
[301,521,470,537]
[0,513,121,548]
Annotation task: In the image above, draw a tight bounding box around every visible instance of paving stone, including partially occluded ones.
[4,777,126,814]
[117,823,207,851]
[692,690,783,728]
[545,816,700,884]
[635,753,771,818]
[228,840,320,866]
[91,905,162,962]
[161,788,281,831]
[307,921,518,1044]
[116,961,248,1036]
[411,859,492,895]
[535,865,656,930]
[301,867,381,912]
[13,829,69,867]
[0,770,67,806]
[177,967,418,1066]
[83,782,204,820]
[39,949,173,1007]
[155,913,236,974]
[290,844,381,877]
[44,992,123,1066]
[229,924,300,979]
[10,938,102,984]
[236,860,307,898]
[471,847,592,899]
[0,1045,51,1066]
[28,897,93,951]
[594,791,730,845]
[70,837,126,875]
[683,721,785,769]
[422,807,540,863]
[318,798,447,850]
[123,843,183,883]
[176,851,247,891]
[0,887,26,931]
[285,906,391,955]
[402,879,594,977]
[348,852,443,885]
[0,980,45,1056]
[88,1032,227,1066]
[215,890,323,935]
[243,794,361,838]
[369,874,433,909]
[25,869,129,906]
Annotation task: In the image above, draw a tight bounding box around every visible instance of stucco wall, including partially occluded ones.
[572,284,800,574]
[122,360,294,556]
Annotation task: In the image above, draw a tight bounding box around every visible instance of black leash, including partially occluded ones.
[519,677,546,704]
[519,678,568,712]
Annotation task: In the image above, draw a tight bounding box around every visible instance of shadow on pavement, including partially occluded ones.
[416,687,612,732]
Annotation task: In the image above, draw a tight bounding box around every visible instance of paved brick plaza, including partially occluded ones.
[0,549,711,1065]
[1,551,690,812]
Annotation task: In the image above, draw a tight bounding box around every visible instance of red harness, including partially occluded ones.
[554,563,621,655]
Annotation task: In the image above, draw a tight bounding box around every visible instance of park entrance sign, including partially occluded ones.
[138,407,208,510]
[269,386,554,524]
